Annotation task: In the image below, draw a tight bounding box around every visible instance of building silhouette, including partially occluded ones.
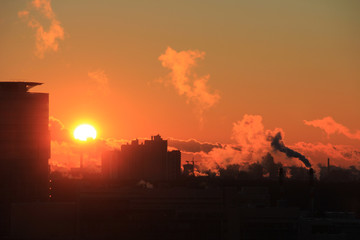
[0,82,50,201]
[102,135,181,181]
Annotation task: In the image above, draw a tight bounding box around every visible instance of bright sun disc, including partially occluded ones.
[74,124,97,141]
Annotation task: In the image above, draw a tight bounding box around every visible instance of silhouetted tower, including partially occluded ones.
[183,159,195,177]
[112,135,181,181]
[308,168,315,214]
[0,82,50,201]
[309,168,314,186]
[279,167,285,186]
[167,150,181,180]
[277,167,287,207]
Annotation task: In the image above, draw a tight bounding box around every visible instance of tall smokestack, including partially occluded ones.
[279,167,285,186]
[277,167,287,207]
[327,158,330,175]
[309,168,314,186]
[309,168,315,214]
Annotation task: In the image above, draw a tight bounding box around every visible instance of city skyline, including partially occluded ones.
[1,0,359,172]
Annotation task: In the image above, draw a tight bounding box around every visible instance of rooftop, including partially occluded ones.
[0,81,43,93]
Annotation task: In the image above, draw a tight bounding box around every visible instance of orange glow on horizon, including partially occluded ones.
[74,124,97,141]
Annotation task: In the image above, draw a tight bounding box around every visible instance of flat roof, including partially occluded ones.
[0,81,43,92]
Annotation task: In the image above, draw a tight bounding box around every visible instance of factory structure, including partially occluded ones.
[102,135,181,181]
[0,82,50,201]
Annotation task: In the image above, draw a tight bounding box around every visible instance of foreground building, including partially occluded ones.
[102,135,181,181]
[0,82,50,201]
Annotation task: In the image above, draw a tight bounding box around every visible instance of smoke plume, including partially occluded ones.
[153,115,359,173]
[232,114,281,156]
[18,0,64,58]
[304,116,360,140]
[271,132,311,168]
[158,47,220,122]
[189,114,284,173]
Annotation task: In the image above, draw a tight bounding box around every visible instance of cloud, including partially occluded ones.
[158,47,220,122]
[49,116,71,143]
[18,10,30,18]
[88,69,110,94]
[18,0,64,58]
[168,138,223,154]
[293,142,360,167]
[304,116,360,140]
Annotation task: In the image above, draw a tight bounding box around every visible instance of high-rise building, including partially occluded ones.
[102,135,181,181]
[167,150,181,180]
[0,82,50,201]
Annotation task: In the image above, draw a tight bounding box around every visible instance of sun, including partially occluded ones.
[74,124,97,141]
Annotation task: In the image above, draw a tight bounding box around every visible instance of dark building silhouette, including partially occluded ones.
[183,160,195,177]
[102,135,181,181]
[167,149,181,180]
[0,82,50,201]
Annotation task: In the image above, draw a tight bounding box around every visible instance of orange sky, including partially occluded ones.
[1,0,359,171]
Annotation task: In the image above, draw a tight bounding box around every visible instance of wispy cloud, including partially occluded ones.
[88,69,110,94]
[159,47,220,122]
[168,138,223,154]
[304,116,360,140]
[18,0,64,58]
[49,116,71,143]
[293,142,360,166]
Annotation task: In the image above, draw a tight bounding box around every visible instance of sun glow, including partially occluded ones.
[74,124,97,141]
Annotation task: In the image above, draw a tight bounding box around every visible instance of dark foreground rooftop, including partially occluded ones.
[0,81,42,93]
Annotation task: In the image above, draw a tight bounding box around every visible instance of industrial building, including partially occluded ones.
[0,82,50,201]
[102,135,181,181]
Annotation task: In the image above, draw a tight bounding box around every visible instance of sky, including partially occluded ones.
[1,0,360,172]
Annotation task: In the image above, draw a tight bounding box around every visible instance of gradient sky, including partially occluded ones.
[1,0,360,169]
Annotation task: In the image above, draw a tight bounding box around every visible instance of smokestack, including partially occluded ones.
[327,158,330,175]
[277,167,287,207]
[279,167,285,186]
[308,168,315,214]
[309,168,314,185]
